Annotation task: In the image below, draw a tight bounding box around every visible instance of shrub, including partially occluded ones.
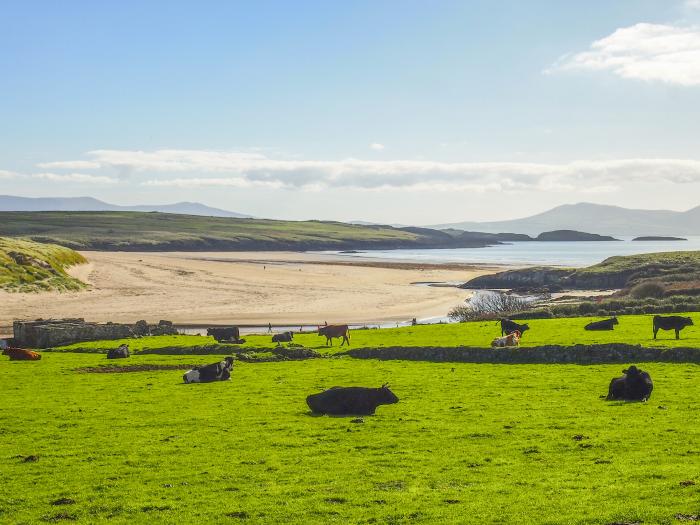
[630,281,666,299]
[578,302,597,314]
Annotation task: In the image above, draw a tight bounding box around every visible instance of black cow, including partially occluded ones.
[653,315,693,339]
[306,384,399,415]
[500,319,530,337]
[607,365,653,401]
[585,317,619,331]
[272,331,294,344]
[183,356,234,383]
[207,327,240,343]
[107,344,130,359]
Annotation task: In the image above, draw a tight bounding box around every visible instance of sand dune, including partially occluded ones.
[0,251,502,334]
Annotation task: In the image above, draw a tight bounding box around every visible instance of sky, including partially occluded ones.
[1,0,700,224]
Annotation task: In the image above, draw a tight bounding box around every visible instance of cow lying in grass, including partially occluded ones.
[491,331,520,348]
[2,347,41,360]
[585,317,619,331]
[107,344,130,359]
[183,357,234,384]
[607,365,653,401]
[500,319,529,337]
[318,324,350,346]
[306,385,399,415]
[653,315,693,340]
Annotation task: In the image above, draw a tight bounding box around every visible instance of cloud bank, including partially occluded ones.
[550,23,700,86]
[29,149,700,194]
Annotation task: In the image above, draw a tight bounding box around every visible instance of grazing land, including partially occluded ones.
[0,237,86,292]
[50,312,700,354]
[1,353,698,524]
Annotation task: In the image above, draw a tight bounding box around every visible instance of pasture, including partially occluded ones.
[51,312,700,355]
[1,353,698,524]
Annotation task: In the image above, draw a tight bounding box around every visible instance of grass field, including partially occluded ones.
[51,312,700,355]
[0,237,86,292]
[1,353,698,524]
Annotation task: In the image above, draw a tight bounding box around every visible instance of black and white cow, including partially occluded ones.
[107,344,130,359]
[272,331,294,344]
[183,357,234,383]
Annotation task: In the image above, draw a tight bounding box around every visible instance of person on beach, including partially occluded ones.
[268,323,272,333]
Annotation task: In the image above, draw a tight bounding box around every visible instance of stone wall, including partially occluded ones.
[13,318,177,348]
[345,343,700,364]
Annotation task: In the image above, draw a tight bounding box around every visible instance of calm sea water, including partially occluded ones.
[322,237,700,268]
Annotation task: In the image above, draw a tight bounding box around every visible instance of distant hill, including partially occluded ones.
[535,230,619,242]
[431,203,700,236]
[0,195,252,218]
[0,211,503,251]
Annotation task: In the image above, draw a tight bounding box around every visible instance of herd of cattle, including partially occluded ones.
[1,313,690,410]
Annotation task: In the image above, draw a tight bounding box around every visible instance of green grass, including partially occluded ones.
[0,211,436,251]
[0,236,87,292]
[51,312,700,355]
[1,353,698,524]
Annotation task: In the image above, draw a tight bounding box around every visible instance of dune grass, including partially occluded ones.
[50,312,700,355]
[0,236,87,292]
[0,353,698,524]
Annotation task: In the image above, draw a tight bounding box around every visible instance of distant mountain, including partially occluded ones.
[0,195,252,218]
[431,203,700,236]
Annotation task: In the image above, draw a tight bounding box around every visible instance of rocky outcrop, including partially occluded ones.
[344,344,700,364]
[13,318,178,348]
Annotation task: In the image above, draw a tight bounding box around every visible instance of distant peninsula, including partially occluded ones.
[632,236,687,241]
[535,230,619,242]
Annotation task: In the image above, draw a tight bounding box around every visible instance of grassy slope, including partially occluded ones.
[51,312,700,354]
[0,236,87,292]
[0,353,698,524]
[0,211,427,251]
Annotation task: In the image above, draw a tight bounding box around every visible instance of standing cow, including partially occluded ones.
[318,324,350,346]
[207,327,240,343]
[585,317,619,331]
[306,385,399,415]
[500,319,530,337]
[183,357,234,383]
[653,315,693,340]
[607,365,653,401]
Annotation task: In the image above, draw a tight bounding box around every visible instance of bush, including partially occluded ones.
[578,302,597,314]
[630,281,666,299]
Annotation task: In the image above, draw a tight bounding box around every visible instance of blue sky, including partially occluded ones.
[2,0,700,223]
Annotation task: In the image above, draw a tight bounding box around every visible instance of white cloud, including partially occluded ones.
[0,170,18,179]
[549,23,700,86]
[32,172,118,184]
[27,150,700,194]
[369,143,385,151]
[686,0,700,9]
[36,160,102,170]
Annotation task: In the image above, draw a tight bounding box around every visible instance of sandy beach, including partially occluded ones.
[0,251,503,334]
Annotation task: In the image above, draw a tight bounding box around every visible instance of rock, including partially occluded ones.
[133,320,150,336]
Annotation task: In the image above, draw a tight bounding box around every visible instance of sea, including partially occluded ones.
[320,236,700,268]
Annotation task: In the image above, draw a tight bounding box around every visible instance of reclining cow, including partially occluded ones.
[491,330,520,348]
[306,384,399,415]
[107,344,130,359]
[318,324,350,346]
[653,315,693,340]
[207,327,241,343]
[606,365,653,401]
[500,319,529,337]
[272,331,294,344]
[183,356,234,383]
[2,347,41,361]
[584,317,619,331]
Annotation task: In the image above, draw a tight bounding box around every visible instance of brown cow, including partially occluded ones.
[3,347,42,360]
[318,324,350,346]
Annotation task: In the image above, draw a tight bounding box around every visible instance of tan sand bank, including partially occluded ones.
[0,251,503,333]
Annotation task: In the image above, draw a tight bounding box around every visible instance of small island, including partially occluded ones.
[632,236,687,241]
[535,230,620,242]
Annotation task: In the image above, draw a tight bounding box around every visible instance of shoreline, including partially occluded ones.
[0,250,503,335]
